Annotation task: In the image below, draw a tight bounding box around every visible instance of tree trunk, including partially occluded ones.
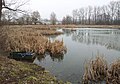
[0,0,2,26]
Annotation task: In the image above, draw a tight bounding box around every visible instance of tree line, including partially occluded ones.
[1,10,57,25]
[0,0,57,25]
[0,0,120,25]
[62,0,120,25]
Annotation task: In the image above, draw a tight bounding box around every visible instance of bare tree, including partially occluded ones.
[0,0,3,24]
[72,9,78,24]
[62,15,72,25]
[62,17,66,25]
[88,6,93,24]
[84,8,88,24]
[108,1,117,24]
[95,7,102,24]
[50,12,57,25]
[0,0,29,25]
[93,7,97,24]
[79,8,85,24]
[2,10,16,24]
[101,5,110,24]
[66,15,72,24]
[114,1,120,24]
[17,16,25,25]
[31,11,41,25]
[24,13,32,25]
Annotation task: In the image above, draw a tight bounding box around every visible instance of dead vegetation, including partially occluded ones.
[107,59,120,84]
[83,55,120,84]
[48,40,67,55]
[83,56,108,83]
[0,25,66,56]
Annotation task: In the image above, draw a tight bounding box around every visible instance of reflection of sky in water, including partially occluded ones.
[34,28,120,84]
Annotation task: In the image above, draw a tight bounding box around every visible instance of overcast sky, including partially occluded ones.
[28,0,119,20]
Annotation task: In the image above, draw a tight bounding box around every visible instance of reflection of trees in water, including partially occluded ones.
[36,53,64,62]
[50,53,64,62]
[36,55,46,61]
[62,29,76,36]
[72,29,120,51]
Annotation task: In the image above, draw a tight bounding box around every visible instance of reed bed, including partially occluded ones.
[0,26,66,56]
[107,59,120,84]
[83,56,108,83]
[83,56,120,84]
[48,40,67,56]
[5,24,120,29]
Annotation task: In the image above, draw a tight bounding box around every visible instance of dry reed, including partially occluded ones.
[83,56,108,83]
[107,59,120,84]
[83,55,120,84]
[47,40,67,55]
[0,26,66,56]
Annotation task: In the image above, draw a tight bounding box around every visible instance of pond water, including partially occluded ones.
[34,28,120,84]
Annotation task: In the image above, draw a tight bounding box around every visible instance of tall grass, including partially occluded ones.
[0,26,66,56]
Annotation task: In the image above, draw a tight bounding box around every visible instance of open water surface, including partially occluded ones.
[34,28,120,84]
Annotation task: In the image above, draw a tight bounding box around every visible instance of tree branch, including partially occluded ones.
[2,0,5,6]
[2,0,29,14]
[14,0,29,9]
[2,6,17,11]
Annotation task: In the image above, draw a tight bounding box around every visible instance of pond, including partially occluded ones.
[34,28,120,84]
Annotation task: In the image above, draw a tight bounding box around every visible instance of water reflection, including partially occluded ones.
[62,28,120,51]
[35,53,65,62]
[50,53,64,62]
[62,29,76,36]
[36,55,46,61]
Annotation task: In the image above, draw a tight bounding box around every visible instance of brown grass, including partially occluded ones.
[0,26,66,56]
[5,24,120,29]
[48,40,67,55]
[107,59,120,84]
[83,56,108,83]
[83,55,120,84]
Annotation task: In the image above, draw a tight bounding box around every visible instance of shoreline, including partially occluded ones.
[4,25,120,29]
[0,56,70,84]
[54,25,120,29]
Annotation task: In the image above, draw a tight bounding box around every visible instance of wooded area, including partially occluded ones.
[63,1,120,25]
[0,0,120,25]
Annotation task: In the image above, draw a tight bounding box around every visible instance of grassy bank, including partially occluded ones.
[0,56,70,84]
